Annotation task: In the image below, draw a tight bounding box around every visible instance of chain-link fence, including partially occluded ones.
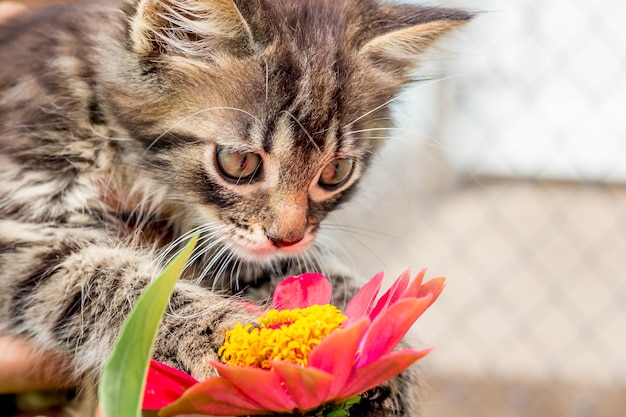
[336,0,626,415]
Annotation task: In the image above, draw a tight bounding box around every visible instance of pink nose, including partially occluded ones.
[271,237,304,248]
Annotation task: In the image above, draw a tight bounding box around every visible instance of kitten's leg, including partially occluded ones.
[0,220,257,383]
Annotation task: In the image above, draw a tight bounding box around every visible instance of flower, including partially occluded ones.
[143,359,198,410]
[143,269,445,416]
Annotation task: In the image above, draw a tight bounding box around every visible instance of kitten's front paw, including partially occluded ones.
[153,298,261,380]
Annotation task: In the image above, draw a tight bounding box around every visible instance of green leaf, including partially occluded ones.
[98,235,199,417]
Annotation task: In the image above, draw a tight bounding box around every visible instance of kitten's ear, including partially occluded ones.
[130,0,254,59]
[359,6,473,72]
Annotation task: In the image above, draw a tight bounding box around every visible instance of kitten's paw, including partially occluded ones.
[153,300,261,381]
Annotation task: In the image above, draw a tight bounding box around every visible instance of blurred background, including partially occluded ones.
[6,0,626,416]
[330,0,626,416]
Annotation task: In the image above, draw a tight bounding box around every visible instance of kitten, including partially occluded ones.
[0,0,470,414]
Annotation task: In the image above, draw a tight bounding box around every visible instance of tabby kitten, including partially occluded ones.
[0,0,470,414]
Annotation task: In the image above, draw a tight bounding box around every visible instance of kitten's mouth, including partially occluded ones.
[231,234,314,261]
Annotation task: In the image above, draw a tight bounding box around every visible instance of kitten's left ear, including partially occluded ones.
[130,0,254,59]
[360,6,473,72]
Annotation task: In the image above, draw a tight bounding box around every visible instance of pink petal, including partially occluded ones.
[402,269,445,302]
[270,360,335,412]
[273,273,332,310]
[369,269,411,321]
[159,376,267,416]
[398,269,427,299]
[143,360,198,410]
[344,271,384,323]
[308,319,369,399]
[415,277,446,306]
[211,361,297,413]
[338,348,432,401]
[357,297,433,367]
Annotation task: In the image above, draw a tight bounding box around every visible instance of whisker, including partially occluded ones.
[196,243,232,290]
[193,234,232,286]
[321,222,420,249]
[347,123,443,151]
[319,227,387,269]
[214,248,237,289]
[230,257,244,292]
[311,240,348,279]
[301,249,317,275]
[345,73,466,128]
[345,127,419,135]
[345,90,411,127]
[184,230,225,270]
[309,242,352,307]
[156,224,216,267]
[294,253,304,276]
[150,225,211,276]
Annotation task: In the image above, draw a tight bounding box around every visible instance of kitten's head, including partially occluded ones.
[102,0,471,262]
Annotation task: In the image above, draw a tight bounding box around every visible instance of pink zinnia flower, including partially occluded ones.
[143,269,445,416]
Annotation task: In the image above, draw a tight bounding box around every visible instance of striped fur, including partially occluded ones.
[0,0,470,414]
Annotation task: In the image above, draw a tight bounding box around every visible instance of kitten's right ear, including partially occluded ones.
[359,6,473,74]
[129,0,254,59]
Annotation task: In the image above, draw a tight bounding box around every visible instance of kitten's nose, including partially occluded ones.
[271,237,304,248]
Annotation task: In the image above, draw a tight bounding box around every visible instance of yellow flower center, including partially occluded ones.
[219,304,347,369]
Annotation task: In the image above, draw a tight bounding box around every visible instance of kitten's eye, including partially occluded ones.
[319,158,354,189]
[216,146,262,182]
